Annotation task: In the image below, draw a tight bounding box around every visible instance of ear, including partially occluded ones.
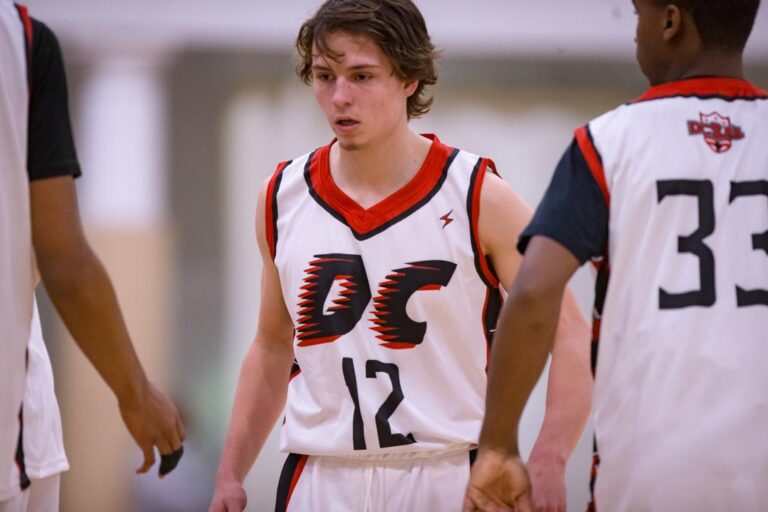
[403,78,419,97]
[661,4,683,42]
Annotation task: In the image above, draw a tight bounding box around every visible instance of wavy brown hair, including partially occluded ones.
[296,0,439,119]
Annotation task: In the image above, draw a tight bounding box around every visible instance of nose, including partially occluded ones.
[332,76,353,109]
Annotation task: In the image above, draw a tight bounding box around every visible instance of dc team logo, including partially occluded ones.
[296,254,456,349]
[687,112,745,154]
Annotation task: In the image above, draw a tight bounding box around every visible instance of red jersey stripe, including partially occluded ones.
[265,160,290,260]
[15,4,32,52]
[575,126,610,206]
[469,158,500,288]
[286,455,308,508]
[634,77,768,103]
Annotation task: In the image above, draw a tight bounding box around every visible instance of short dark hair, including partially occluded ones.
[656,0,760,51]
[296,0,439,119]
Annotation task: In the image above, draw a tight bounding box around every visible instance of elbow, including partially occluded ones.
[36,243,99,294]
[508,273,563,316]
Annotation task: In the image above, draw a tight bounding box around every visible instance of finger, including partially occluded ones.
[176,414,186,442]
[466,489,495,512]
[163,426,183,453]
[136,444,155,474]
[515,494,534,512]
[156,435,174,456]
[492,499,515,511]
[224,496,247,512]
[159,446,184,477]
[463,496,479,512]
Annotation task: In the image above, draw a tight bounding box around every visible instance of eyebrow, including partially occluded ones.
[311,63,382,72]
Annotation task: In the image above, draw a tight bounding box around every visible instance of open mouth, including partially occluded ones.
[335,117,359,130]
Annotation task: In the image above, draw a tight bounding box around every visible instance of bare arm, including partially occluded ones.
[464,236,582,512]
[482,234,581,451]
[210,181,296,512]
[525,288,591,512]
[30,176,184,474]
[478,175,590,511]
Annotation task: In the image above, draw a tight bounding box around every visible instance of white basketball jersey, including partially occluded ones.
[24,300,68,480]
[268,135,502,457]
[0,1,33,501]
[584,79,768,511]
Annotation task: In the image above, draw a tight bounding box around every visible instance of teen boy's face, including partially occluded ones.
[311,31,418,151]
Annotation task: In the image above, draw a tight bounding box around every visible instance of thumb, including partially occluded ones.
[136,443,155,474]
[515,492,534,512]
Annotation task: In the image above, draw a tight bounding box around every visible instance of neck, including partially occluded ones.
[330,125,432,206]
[667,50,745,82]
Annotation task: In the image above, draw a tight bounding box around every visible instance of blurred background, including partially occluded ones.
[25,0,767,510]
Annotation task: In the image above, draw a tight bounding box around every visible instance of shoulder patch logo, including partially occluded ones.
[687,112,745,154]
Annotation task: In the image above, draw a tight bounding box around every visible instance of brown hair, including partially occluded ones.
[296,0,439,119]
[654,0,760,51]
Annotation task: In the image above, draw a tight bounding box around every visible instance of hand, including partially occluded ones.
[119,381,186,476]
[527,452,567,512]
[209,478,247,512]
[464,448,533,512]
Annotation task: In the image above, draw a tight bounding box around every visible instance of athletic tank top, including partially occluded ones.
[0,0,34,500]
[268,135,502,457]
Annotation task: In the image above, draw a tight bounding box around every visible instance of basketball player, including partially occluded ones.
[464,1,766,511]
[0,4,185,510]
[210,1,591,511]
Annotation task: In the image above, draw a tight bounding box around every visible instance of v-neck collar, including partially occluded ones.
[304,134,458,240]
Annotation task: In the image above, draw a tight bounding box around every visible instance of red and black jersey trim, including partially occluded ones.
[289,360,301,381]
[14,3,33,88]
[587,254,610,512]
[482,287,504,371]
[467,157,501,288]
[304,136,459,241]
[632,77,768,104]
[265,160,291,260]
[14,407,30,491]
[574,126,609,207]
[587,437,601,512]
[275,453,308,512]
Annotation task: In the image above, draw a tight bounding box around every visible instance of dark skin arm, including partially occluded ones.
[464,236,582,512]
[30,175,185,476]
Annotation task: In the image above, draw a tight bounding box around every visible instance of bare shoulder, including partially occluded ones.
[477,171,535,289]
[478,172,533,247]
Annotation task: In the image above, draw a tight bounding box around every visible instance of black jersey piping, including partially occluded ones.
[270,160,290,258]
[274,453,306,512]
[466,157,500,289]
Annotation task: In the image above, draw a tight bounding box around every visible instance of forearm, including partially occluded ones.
[529,291,591,464]
[39,247,147,406]
[216,339,294,484]
[479,286,563,456]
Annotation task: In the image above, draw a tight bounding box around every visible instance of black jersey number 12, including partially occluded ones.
[342,357,416,450]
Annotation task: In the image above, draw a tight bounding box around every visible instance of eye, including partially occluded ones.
[354,73,371,82]
[314,72,333,82]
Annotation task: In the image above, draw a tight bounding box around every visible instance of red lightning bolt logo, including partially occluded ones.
[440,210,454,229]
